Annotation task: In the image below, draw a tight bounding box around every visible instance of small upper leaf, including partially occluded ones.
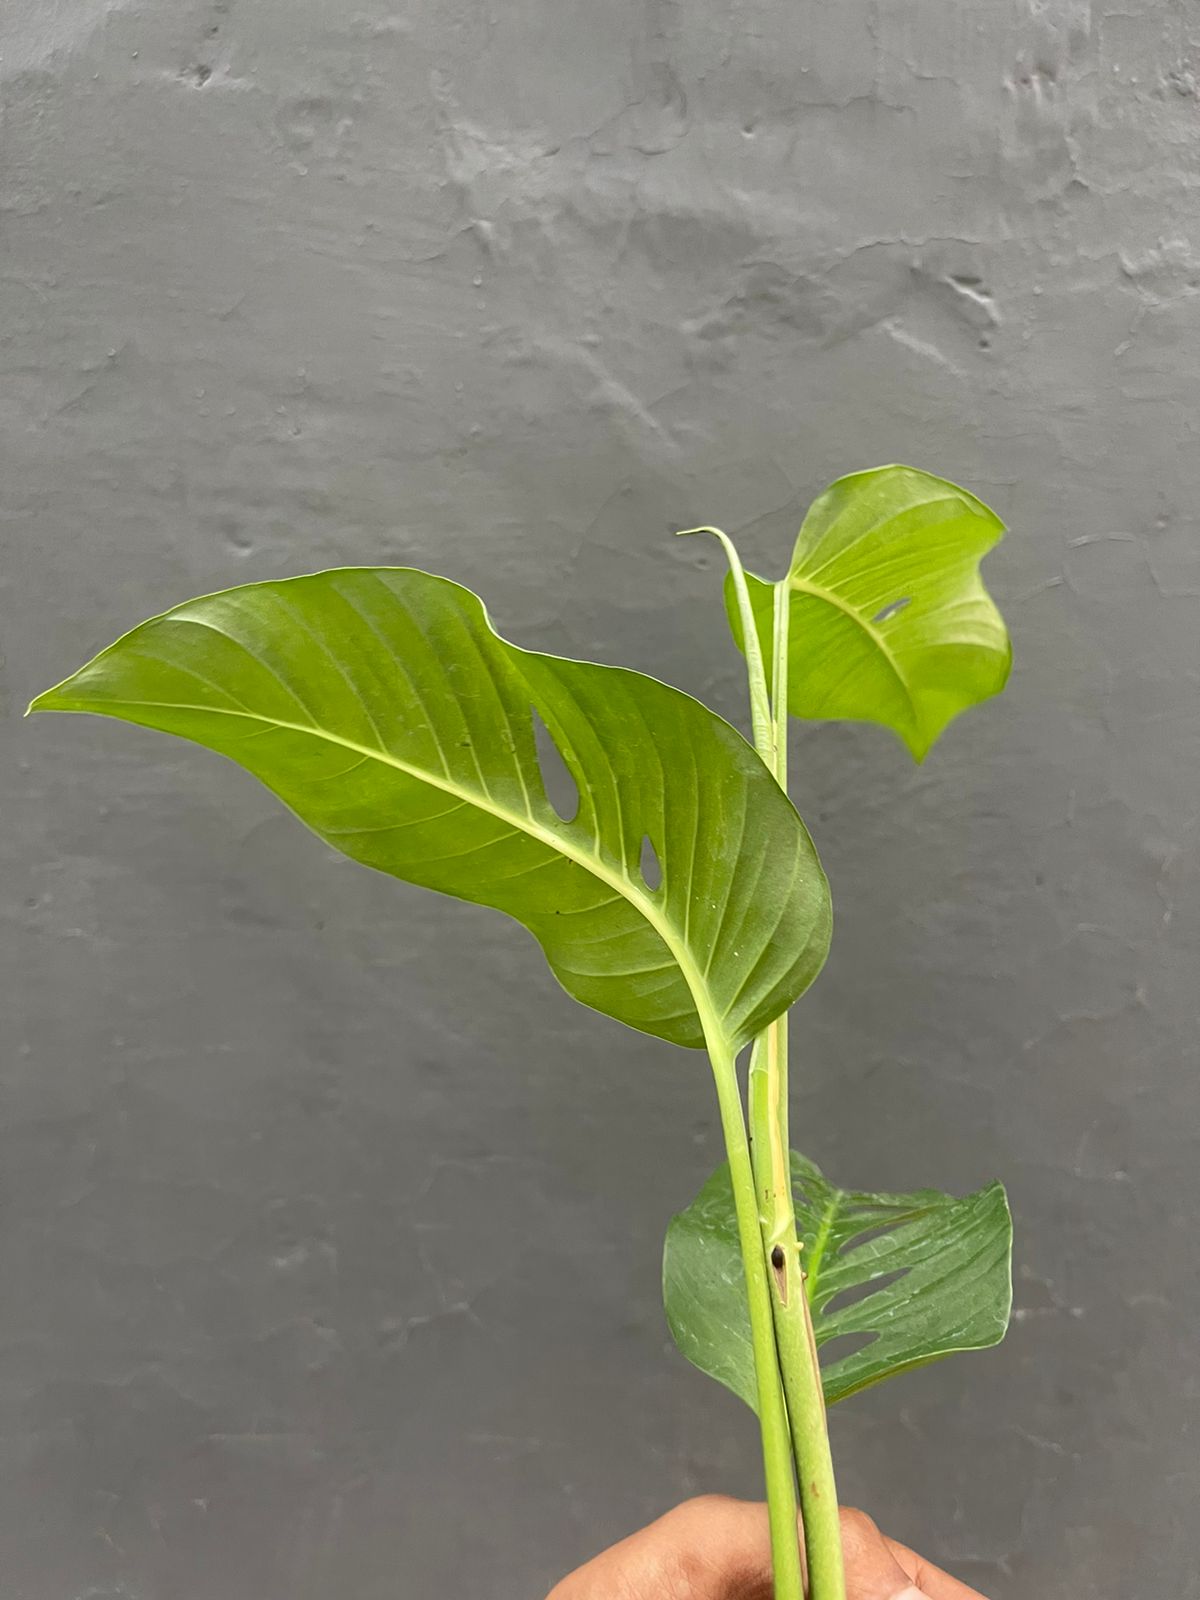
[664,1149,1012,1407]
[30,567,831,1054]
[726,466,1011,761]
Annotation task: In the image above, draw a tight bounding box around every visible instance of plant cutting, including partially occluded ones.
[30,463,1013,1600]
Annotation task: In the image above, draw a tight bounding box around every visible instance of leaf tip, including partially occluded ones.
[26,689,57,717]
[26,676,80,716]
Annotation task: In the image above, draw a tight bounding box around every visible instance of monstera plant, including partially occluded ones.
[30,465,1013,1600]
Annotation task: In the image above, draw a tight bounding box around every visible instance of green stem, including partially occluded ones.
[749,579,846,1600]
[751,1066,844,1600]
[707,1042,805,1600]
[689,534,845,1597]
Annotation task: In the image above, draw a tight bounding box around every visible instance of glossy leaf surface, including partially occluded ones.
[664,1150,1012,1406]
[727,466,1010,760]
[31,567,831,1052]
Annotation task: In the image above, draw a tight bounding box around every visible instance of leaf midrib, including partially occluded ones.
[803,1189,842,1305]
[785,575,917,724]
[47,691,734,1052]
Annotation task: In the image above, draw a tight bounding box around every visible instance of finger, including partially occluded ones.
[659,1497,775,1597]
[838,1507,925,1599]
[884,1535,990,1600]
[545,1495,774,1600]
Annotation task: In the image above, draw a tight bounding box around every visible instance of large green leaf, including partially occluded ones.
[726,466,1010,761]
[30,567,831,1053]
[664,1151,1012,1406]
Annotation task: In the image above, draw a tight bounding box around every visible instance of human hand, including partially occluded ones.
[546,1496,987,1599]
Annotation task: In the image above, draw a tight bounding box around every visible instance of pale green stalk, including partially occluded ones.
[677,526,804,1598]
[690,524,846,1600]
[676,528,772,754]
[749,579,846,1600]
[707,1041,804,1600]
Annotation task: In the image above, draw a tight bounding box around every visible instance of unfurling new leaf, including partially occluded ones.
[725,465,1011,761]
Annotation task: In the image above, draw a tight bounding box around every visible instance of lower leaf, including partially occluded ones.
[663,1150,1012,1407]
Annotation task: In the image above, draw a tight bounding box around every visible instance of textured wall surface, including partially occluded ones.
[4,2,1199,1596]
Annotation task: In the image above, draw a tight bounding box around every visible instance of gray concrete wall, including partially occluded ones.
[5,2,1198,1595]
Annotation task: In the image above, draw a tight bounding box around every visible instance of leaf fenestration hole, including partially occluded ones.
[821,1266,909,1318]
[872,596,912,624]
[816,1329,878,1365]
[531,706,579,823]
[836,1212,925,1255]
[639,833,663,891]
